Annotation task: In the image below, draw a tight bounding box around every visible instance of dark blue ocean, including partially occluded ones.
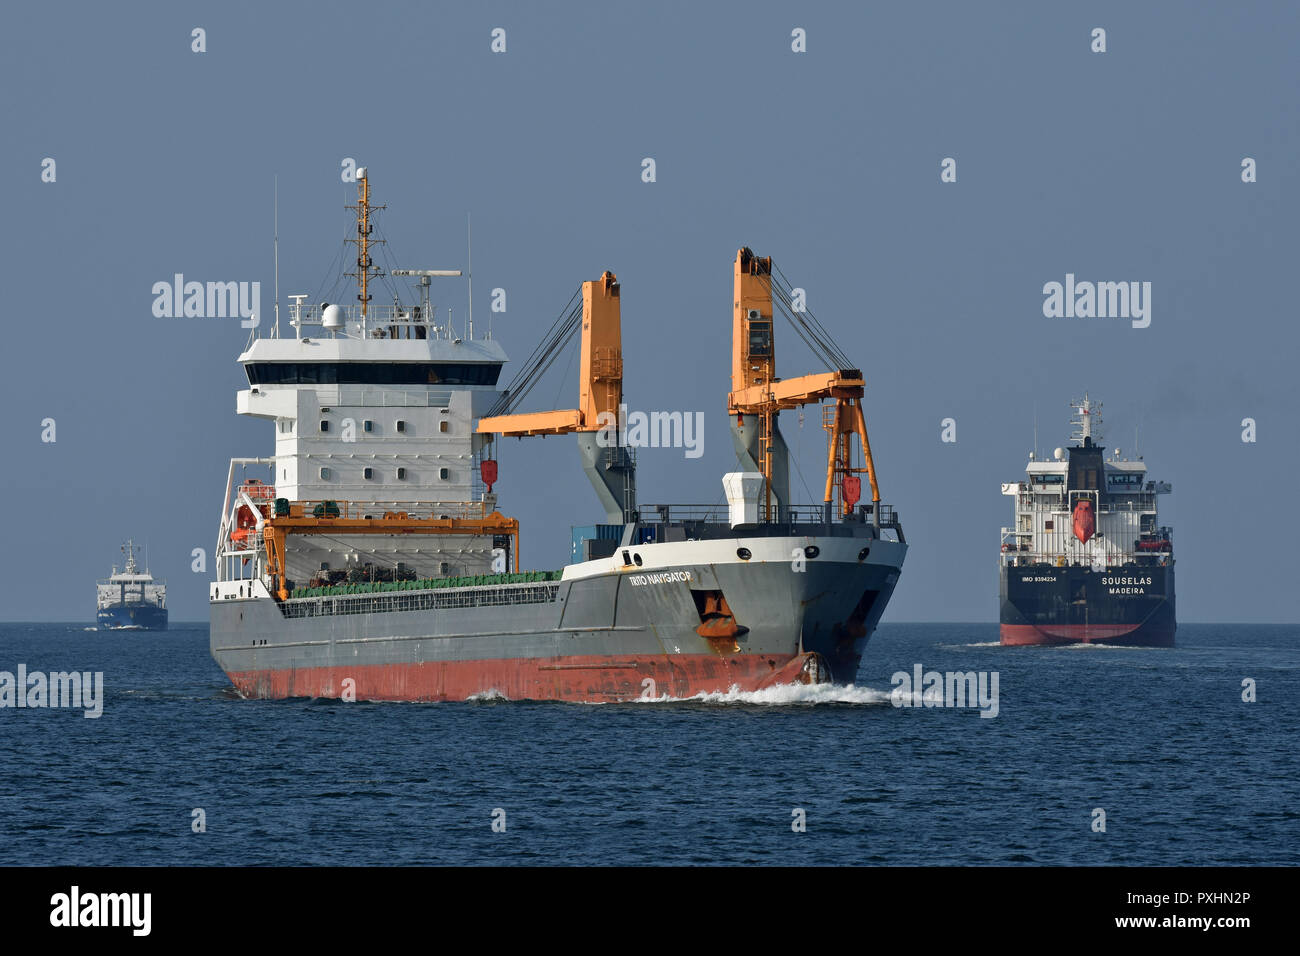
[0,623,1295,866]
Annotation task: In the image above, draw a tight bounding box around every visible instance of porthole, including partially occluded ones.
[858,547,871,561]
[633,553,643,567]
[736,547,752,560]
[804,546,820,559]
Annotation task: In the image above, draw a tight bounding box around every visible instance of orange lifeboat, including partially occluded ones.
[1072,499,1095,543]
[842,475,861,508]
[231,499,261,549]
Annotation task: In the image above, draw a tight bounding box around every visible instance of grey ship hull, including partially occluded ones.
[210,533,905,702]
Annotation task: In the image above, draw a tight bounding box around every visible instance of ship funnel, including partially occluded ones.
[722,472,764,528]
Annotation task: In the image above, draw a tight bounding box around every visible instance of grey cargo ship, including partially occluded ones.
[210,172,906,701]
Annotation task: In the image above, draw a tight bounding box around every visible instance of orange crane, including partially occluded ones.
[476,271,636,523]
[727,247,882,523]
[261,507,519,601]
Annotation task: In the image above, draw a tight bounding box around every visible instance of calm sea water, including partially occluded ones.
[0,622,1295,866]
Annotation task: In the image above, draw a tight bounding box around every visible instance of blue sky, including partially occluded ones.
[1,1,1296,622]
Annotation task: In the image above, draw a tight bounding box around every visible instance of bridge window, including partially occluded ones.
[244,362,503,387]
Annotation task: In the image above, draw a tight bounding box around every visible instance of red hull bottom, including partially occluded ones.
[227,651,830,703]
[1000,623,1175,648]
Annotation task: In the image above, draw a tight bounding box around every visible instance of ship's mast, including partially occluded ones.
[1070,393,1103,446]
[467,213,475,340]
[345,167,386,333]
[122,539,138,574]
[273,174,280,339]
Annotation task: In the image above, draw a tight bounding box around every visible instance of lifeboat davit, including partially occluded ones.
[1072,499,1095,543]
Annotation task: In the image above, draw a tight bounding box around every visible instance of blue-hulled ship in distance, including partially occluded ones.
[96,540,168,630]
[999,395,1175,647]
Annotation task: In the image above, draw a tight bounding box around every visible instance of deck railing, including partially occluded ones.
[291,499,491,521]
[280,581,560,619]
[640,502,902,528]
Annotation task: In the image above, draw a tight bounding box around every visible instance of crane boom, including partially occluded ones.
[728,249,790,517]
[726,247,882,522]
[477,272,622,436]
[476,272,636,524]
[729,369,864,409]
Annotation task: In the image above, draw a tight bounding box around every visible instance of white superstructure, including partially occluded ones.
[214,170,511,595]
[97,540,166,610]
[237,314,505,509]
[1000,395,1173,569]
